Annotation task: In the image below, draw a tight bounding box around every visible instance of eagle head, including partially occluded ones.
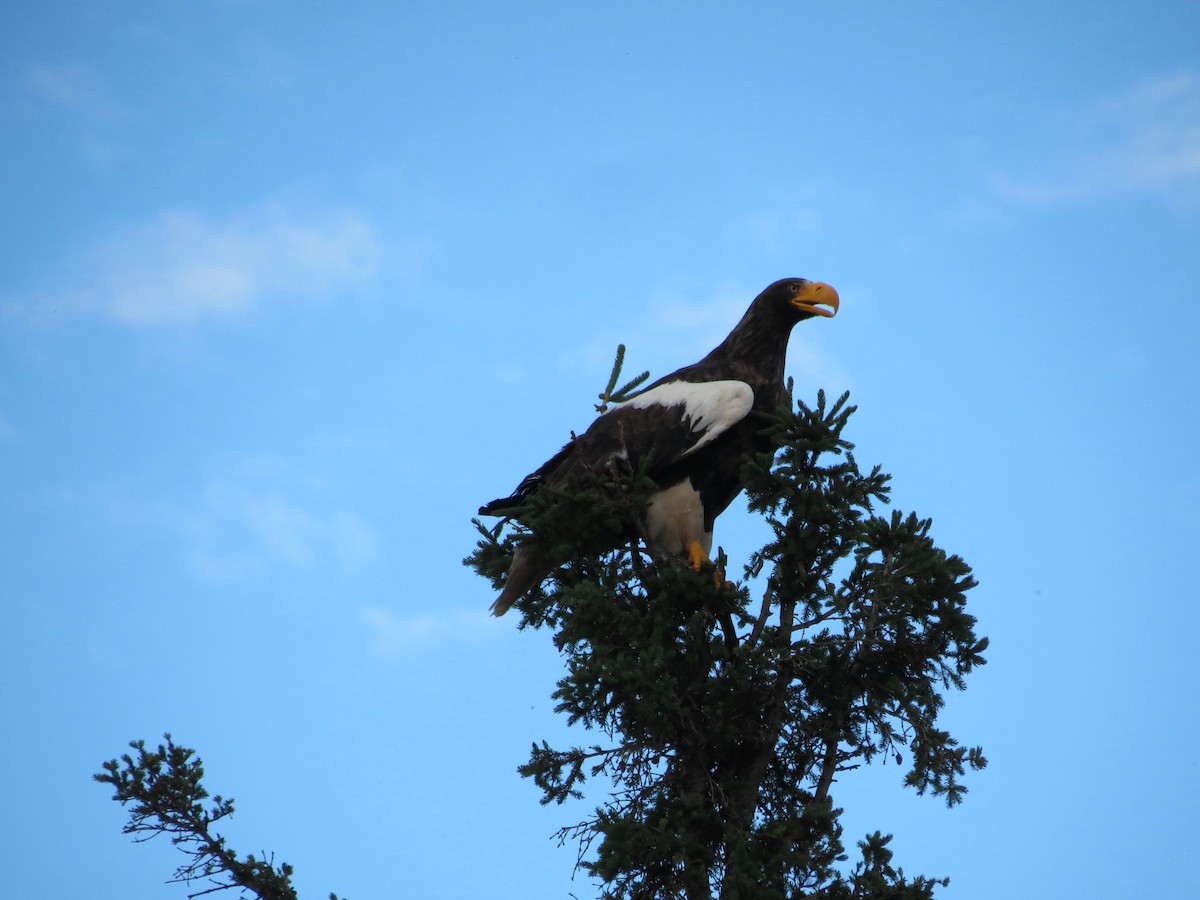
[762,278,840,322]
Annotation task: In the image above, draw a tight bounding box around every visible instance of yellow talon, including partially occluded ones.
[687,539,732,590]
[713,546,731,590]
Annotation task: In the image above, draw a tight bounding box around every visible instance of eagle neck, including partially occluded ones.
[700,308,794,397]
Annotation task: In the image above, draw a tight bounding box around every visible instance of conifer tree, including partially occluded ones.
[95,734,345,900]
[466,379,986,900]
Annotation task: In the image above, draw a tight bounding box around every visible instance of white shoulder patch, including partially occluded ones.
[610,379,754,456]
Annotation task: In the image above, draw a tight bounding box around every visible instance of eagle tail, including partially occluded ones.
[490,544,548,616]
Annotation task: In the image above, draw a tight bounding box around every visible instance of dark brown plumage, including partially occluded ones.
[480,277,839,615]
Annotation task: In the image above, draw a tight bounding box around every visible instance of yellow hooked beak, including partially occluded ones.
[791,281,840,318]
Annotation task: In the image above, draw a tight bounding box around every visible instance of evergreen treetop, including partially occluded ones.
[466,385,986,900]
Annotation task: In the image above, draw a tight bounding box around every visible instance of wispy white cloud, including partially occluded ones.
[20,61,132,167]
[358,605,500,655]
[724,209,825,256]
[41,438,388,586]
[85,444,386,582]
[98,205,379,324]
[26,203,381,326]
[0,411,19,443]
[721,181,852,257]
[25,61,123,120]
[220,35,310,96]
[991,72,1200,207]
[570,281,852,395]
[182,482,380,580]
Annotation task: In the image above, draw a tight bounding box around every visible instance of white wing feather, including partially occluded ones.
[608,380,754,457]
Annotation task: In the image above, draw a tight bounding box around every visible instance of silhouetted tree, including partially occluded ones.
[95,734,344,900]
[466,387,986,899]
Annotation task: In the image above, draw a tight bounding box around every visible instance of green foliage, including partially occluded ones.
[95,734,344,900]
[595,343,652,411]
[465,389,986,900]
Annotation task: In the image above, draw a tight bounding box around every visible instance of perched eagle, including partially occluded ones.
[480,277,839,616]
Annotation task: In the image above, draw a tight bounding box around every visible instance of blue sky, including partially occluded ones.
[2,2,1198,898]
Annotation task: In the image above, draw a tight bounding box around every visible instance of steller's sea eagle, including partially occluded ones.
[479,277,839,616]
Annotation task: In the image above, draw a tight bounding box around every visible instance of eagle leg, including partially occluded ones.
[686,538,711,571]
[713,545,731,591]
[685,538,729,589]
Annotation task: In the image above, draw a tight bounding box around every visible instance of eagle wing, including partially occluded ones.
[479,379,754,516]
[603,378,755,464]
